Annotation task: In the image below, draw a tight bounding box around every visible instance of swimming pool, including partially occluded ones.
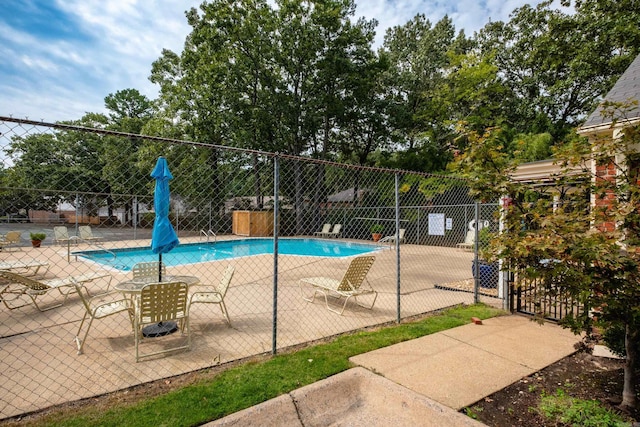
[75,238,380,271]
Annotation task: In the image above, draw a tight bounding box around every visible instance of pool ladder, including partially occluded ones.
[200,229,217,243]
[66,237,117,264]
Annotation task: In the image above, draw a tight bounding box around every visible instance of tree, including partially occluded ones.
[98,90,155,223]
[476,0,640,140]
[104,88,154,133]
[379,15,477,172]
[456,108,640,410]
[3,132,66,213]
[433,51,507,135]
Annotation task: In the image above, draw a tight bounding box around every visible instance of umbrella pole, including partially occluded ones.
[159,253,162,282]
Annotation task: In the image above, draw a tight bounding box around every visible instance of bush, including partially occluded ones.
[370,224,384,233]
[29,232,46,241]
[602,323,640,358]
[538,389,629,427]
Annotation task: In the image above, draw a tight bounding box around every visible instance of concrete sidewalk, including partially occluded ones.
[206,315,580,426]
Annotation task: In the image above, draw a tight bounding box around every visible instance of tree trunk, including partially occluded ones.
[621,323,638,410]
[124,201,131,226]
[253,153,263,210]
[107,195,114,218]
[313,163,325,231]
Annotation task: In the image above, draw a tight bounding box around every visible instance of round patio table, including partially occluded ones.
[115,275,200,337]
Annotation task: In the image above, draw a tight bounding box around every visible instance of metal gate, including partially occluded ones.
[512,273,585,322]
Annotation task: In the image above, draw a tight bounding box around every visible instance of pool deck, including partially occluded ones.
[0,234,499,420]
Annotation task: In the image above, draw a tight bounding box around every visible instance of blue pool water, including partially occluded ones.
[75,238,379,271]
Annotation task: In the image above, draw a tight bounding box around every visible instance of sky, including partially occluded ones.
[0,0,555,123]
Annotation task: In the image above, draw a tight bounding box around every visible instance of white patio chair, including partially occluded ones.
[456,230,475,251]
[74,282,132,355]
[53,226,78,246]
[313,223,332,237]
[135,281,190,362]
[78,225,103,242]
[378,228,406,246]
[325,223,342,238]
[0,231,22,251]
[188,264,235,325]
[132,261,166,282]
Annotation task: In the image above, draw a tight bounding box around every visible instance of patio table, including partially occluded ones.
[115,275,200,337]
[114,275,200,293]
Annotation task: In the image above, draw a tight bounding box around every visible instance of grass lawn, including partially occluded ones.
[8,304,504,427]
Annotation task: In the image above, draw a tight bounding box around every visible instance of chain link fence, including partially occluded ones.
[0,116,502,419]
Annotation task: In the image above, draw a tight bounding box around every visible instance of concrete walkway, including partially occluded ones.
[206,315,580,426]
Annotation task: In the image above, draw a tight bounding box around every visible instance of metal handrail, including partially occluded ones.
[66,236,117,263]
[200,229,217,243]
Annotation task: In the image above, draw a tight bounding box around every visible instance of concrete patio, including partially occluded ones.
[0,232,500,420]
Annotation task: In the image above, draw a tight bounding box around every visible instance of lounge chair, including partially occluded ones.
[188,264,234,325]
[313,223,332,237]
[53,226,78,246]
[456,230,475,251]
[0,270,112,311]
[325,223,342,238]
[378,228,406,246]
[0,259,50,276]
[78,225,103,242]
[0,231,22,251]
[135,281,190,362]
[74,282,132,355]
[299,255,377,315]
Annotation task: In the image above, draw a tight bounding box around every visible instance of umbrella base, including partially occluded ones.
[142,321,178,338]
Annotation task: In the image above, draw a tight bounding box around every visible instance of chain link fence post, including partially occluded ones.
[395,172,401,323]
[272,154,280,355]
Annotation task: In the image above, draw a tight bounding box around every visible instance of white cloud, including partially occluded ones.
[19,55,59,72]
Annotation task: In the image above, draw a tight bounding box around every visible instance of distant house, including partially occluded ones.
[324,187,369,209]
[224,196,295,214]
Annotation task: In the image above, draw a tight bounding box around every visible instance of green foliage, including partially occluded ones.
[29,232,46,241]
[602,322,640,359]
[476,1,640,140]
[370,224,384,233]
[453,126,514,204]
[381,14,464,166]
[433,50,507,134]
[417,175,461,200]
[478,227,493,251]
[463,406,483,419]
[509,133,554,162]
[538,389,630,427]
[458,109,640,408]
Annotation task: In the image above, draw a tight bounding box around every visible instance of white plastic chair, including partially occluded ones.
[313,223,332,237]
[135,282,190,362]
[79,225,103,242]
[74,282,132,355]
[378,229,406,246]
[188,264,235,325]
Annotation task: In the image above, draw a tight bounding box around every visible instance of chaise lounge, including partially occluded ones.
[299,255,377,315]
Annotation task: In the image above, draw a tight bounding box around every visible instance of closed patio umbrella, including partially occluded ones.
[145,156,180,337]
[151,156,179,278]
